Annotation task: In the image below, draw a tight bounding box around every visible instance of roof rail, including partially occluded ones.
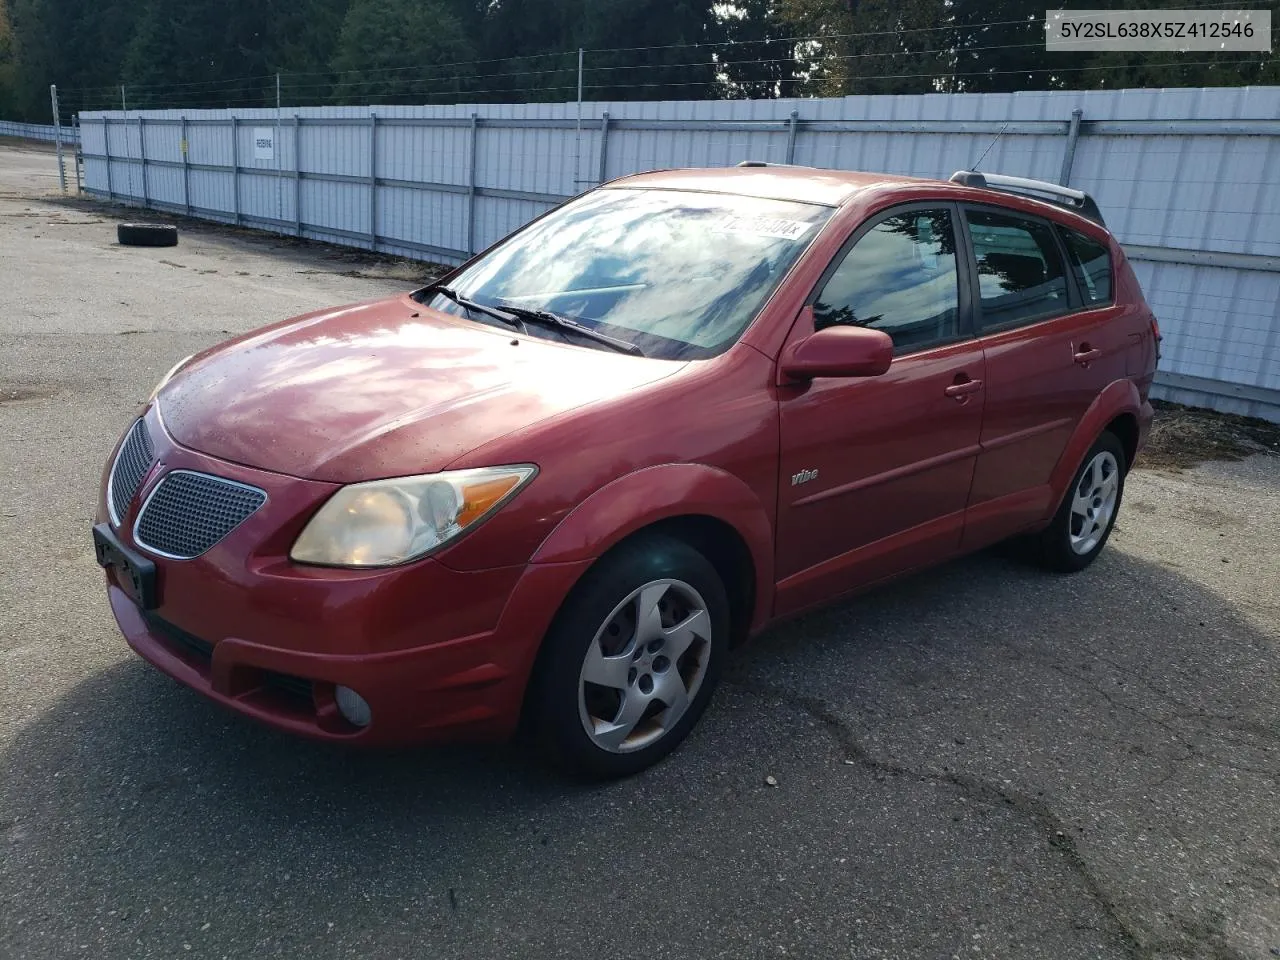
[736,160,815,169]
[949,170,1105,226]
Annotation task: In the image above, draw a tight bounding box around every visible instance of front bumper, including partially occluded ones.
[98,407,590,745]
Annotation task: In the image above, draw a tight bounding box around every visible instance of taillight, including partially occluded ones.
[1150,315,1162,362]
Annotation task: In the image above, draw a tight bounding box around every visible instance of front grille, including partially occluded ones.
[108,419,154,524]
[135,470,266,559]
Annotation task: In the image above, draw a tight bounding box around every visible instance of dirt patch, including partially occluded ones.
[0,386,57,404]
[46,194,447,283]
[0,137,59,154]
[1139,400,1280,471]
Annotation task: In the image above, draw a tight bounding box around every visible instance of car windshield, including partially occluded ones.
[424,187,834,360]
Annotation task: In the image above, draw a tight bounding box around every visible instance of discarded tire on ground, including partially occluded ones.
[117,223,178,247]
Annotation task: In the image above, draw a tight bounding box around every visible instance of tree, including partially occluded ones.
[330,0,474,104]
[576,0,717,102]
[775,0,953,96]
[707,0,802,99]
[9,0,141,116]
[1,0,1273,121]
[475,0,717,103]
[0,0,16,116]
[121,0,351,110]
[948,0,1280,93]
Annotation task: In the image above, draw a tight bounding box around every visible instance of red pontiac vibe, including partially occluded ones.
[94,164,1159,777]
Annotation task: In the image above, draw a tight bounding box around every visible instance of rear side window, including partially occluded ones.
[965,208,1070,329]
[1061,229,1114,305]
[814,208,960,353]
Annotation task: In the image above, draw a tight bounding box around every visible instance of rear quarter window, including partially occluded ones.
[1061,229,1114,306]
[964,208,1070,329]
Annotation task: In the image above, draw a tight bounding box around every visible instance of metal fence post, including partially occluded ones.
[137,115,148,208]
[73,115,82,193]
[574,46,584,192]
[368,112,378,250]
[597,111,611,184]
[230,116,240,226]
[293,114,303,237]
[275,73,283,230]
[1059,108,1083,186]
[104,119,113,200]
[467,113,479,256]
[786,108,799,164]
[121,86,136,203]
[49,84,66,193]
[181,116,191,216]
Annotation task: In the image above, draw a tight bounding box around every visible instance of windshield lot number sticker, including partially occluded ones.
[715,215,813,241]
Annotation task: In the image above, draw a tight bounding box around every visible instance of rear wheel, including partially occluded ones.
[1036,431,1126,572]
[530,533,729,778]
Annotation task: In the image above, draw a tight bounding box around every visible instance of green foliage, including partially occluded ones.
[330,0,473,104]
[0,0,1271,120]
[8,0,141,117]
[0,0,14,111]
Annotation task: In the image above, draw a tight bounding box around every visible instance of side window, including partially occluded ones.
[813,208,960,353]
[1061,228,1113,305]
[965,209,1070,329]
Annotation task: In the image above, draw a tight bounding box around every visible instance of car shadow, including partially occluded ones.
[3,545,1277,959]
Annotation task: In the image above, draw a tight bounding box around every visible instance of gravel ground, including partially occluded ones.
[1,141,1277,960]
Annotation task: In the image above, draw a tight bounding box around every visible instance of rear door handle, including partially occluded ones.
[1074,346,1102,365]
[944,379,983,399]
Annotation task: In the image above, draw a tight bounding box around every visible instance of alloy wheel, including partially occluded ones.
[1069,450,1119,555]
[577,578,712,754]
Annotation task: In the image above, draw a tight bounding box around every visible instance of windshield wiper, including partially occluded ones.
[495,303,645,357]
[429,285,528,334]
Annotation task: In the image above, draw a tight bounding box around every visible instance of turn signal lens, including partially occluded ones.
[456,475,524,527]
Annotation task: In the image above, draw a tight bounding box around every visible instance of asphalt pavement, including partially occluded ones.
[1,141,1277,960]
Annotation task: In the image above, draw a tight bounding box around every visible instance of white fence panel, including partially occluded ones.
[0,120,80,144]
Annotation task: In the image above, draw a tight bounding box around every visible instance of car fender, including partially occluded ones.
[531,463,775,630]
[1047,378,1142,511]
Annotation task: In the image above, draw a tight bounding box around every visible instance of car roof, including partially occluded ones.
[607,166,929,208]
[607,165,1111,237]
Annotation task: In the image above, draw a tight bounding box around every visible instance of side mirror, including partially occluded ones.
[779,314,893,381]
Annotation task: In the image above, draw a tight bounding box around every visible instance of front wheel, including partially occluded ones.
[529,534,730,778]
[1036,431,1127,572]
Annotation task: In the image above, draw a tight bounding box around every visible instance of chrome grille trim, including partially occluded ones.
[107,418,154,527]
[133,470,267,560]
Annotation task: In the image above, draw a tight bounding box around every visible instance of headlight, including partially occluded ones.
[148,354,194,403]
[290,465,538,567]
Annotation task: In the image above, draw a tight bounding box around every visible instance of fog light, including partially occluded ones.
[335,686,371,728]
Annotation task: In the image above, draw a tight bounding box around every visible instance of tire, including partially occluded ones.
[117,223,178,247]
[1036,431,1127,572]
[529,533,731,779]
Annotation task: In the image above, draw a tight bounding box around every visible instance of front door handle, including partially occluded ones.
[944,378,983,399]
[1074,345,1102,365]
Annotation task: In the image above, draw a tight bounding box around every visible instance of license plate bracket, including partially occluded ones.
[92,522,158,609]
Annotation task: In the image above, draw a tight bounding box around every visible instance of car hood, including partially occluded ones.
[158,295,682,482]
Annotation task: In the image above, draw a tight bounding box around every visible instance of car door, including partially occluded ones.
[958,205,1129,549]
[774,203,986,617]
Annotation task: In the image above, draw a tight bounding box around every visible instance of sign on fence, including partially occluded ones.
[253,128,274,161]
